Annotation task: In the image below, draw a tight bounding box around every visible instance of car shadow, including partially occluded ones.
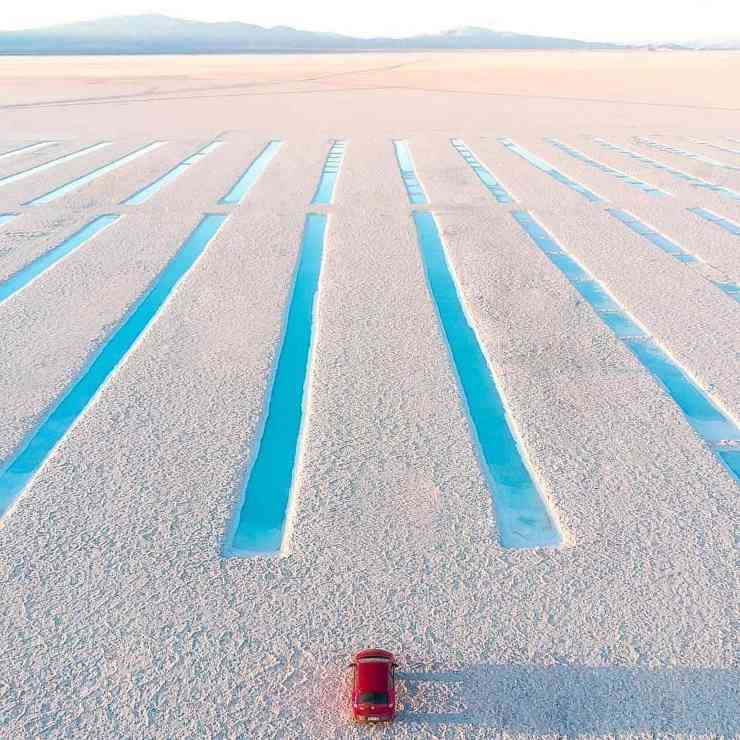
[394,664,737,735]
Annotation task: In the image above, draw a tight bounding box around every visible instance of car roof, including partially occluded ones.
[354,648,394,661]
[356,659,391,691]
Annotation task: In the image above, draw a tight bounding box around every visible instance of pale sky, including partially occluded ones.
[1,0,738,42]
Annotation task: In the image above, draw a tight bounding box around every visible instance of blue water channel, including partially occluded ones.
[608,209,697,263]
[635,137,740,172]
[713,282,740,303]
[0,213,16,228]
[26,141,165,205]
[311,140,347,205]
[0,141,55,162]
[499,138,604,203]
[691,139,740,157]
[545,138,669,196]
[592,138,740,201]
[412,211,563,548]
[228,213,327,555]
[0,213,227,520]
[450,139,511,203]
[0,142,111,189]
[512,210,740,482]
[219,140,282,204]
[0,214,119,305]
[393,140,428,204]
[609,208,740,303]
[688,207,740,237]
[122,141,223,205]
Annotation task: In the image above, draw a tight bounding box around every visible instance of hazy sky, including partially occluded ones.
[1,0,737,41]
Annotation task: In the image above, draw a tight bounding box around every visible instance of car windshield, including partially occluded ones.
[358,691,388,704]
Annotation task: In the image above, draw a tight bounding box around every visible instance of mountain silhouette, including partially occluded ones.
[0,14,626,54]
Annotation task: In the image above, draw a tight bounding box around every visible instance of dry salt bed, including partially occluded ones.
[0,51,738,738]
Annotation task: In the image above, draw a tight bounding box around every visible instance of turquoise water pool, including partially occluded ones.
[0,213,228,520]
[228,213,327,555]
[0,214,119,305]
[413,210,563,549]
[219,140,282,204]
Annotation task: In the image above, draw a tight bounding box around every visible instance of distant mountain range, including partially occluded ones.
[673,35,740,50]
[0,14,626,54]
[1,15,736,54]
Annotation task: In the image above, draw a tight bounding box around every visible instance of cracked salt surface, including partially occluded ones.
[0,213,118,305]
[25,141,166,205]
[0,52,737,737]
[0,213,227,520]
[412,210,563,548]
[227,213,327,556]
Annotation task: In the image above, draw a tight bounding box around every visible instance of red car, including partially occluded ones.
[349,649,397,723]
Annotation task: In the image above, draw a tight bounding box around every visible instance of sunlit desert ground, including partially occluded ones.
[0,51,738,738]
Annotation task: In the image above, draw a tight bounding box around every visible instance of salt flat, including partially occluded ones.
[0,51,738,738]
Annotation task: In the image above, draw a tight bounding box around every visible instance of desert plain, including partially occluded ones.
[0,51,738,737]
